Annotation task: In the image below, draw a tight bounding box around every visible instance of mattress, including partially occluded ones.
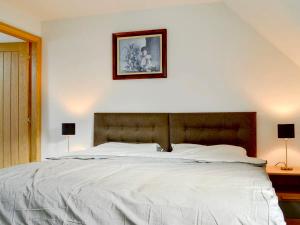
[0,145,285,225]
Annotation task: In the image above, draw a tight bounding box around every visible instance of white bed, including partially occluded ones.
[0,143,285,225]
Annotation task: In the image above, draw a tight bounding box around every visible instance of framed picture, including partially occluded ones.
[112,29,167,80]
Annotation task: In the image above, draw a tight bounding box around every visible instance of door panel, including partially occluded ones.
[3,52,11,168]
[11,52,19,165]
[0,53,3,168]
[0,42,30,168]
[18,44,30,164]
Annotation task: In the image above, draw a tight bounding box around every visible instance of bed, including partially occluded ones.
[0,112,285,225]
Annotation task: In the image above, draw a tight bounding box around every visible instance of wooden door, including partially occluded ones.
[0,42,30,168]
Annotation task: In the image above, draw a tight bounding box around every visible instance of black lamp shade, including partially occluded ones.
[62,123,76,135]
[278,124,295,138]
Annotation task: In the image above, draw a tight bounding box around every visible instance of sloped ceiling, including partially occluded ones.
[225,0,300,68]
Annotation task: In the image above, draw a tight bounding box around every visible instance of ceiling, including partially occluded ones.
[0,32,24,43]
[2,0,220,21]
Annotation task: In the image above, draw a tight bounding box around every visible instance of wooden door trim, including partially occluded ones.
[0,22,42,162]
[0,22,40,42]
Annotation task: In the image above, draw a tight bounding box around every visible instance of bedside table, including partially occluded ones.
[267,166,300,225]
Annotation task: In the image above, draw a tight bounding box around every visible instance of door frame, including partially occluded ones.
[0,22,42,162]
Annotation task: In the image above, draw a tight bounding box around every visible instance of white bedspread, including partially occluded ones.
[0,147,285,225]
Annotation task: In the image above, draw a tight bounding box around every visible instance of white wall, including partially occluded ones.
[0,1,41,35]
[42,2,300,166]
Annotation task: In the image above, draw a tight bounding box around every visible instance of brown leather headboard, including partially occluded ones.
[94,113,169,150]
[94,112,257,156]
[169,112,257,157]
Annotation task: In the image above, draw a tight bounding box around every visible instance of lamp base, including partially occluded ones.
[281,166,293,171]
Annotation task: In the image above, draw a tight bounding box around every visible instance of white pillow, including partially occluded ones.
[171,143,247,156]
[94,142,163,152]
[171,143,206,151]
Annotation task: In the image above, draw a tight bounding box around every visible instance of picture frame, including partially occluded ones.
[112,29,167,80]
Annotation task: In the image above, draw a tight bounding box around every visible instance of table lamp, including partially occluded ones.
[62,123,76,152]
[278,124,295,170]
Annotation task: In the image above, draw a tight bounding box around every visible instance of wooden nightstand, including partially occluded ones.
[267,166,300,225]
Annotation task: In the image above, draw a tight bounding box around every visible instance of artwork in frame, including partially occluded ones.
[112,29,167,80]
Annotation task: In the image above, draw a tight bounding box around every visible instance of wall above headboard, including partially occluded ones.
[42,2,300,166]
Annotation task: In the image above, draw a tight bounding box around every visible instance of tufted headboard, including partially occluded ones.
[94,112,257,157]
[94,113,170,150]
[169,112,257,157]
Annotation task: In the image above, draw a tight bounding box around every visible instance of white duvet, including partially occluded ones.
[0,145,285,225]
